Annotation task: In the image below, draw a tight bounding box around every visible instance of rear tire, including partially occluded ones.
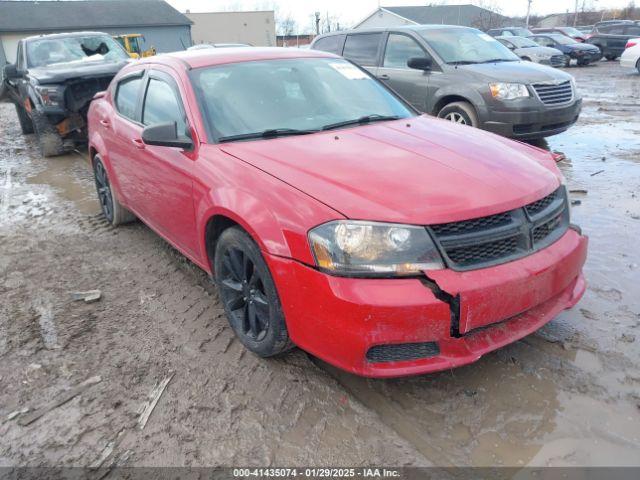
[92,154,136,226]
[14,103,34,134]
[605,54,618,61]
[636,58,640,74]
[31,109,66,157]
[437,101,478,128]
[214,226,293,358]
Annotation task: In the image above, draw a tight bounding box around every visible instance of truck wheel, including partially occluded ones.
[92,154,136,226]
[605,54,618,61]
[14,104,34,134]
[214,226,294,358]
[31,110,66,157]
[437,101,478,128]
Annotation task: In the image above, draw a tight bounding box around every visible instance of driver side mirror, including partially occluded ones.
[142,122,193,150]
[3,63,19,79]
[407,57,432,71]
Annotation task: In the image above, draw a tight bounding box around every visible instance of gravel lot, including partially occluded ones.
[0,62,639,468]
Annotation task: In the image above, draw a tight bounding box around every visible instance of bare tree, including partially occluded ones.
[277,13,297,36]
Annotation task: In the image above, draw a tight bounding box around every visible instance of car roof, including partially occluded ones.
[138,47,337,70]
[23,31,111,42]
[317,24,474,38]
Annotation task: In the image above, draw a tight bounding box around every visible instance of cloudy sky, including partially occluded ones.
[166,0,626,32]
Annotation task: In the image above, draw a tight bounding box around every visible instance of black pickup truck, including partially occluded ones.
[586,21,640,60]
[0,32,129,157]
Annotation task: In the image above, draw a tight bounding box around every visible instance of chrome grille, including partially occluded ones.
[532,81,573,105]
[550,55,565,67]
[428,187,569,271]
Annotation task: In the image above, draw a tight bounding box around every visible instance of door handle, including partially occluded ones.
[131,138,145,149]
[99,119,110,128]
[379,74,390,80]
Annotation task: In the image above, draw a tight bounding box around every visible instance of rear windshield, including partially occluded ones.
[26,35,129,68]
[418,28,519,64]
[559,27,583,36]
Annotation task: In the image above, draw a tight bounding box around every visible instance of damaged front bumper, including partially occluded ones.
[267,229,587,378]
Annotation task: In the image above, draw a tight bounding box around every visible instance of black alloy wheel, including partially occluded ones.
[214,227,293,357]
[219,245,270,341]
[93,158,114,223]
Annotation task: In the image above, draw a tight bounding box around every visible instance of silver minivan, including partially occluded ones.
[311,25,581,139]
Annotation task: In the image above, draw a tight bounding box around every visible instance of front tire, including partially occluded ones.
[636,58,640,74]
[92,155,136,226]
[14,104,34,134]
[214,226,293,357]
[437,101,478,128]
[31,109,65,157]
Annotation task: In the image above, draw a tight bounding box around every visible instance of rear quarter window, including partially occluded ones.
[115,76,143,120]
[625,25,640,36]
[342,33,382,66]
[312,35,345,55]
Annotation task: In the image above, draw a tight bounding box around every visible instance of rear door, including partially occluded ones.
[376,32,432,112]
[341,32,383,75]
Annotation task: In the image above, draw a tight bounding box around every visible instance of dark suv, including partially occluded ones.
[586,22,640,60]
[311,26,581,139]
[1,32,129,156]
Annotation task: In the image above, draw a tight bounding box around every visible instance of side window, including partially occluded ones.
[142,78,186,134]
[383,34,426,68]
[502,31,514,37]
[600,25,625,35]
[537,37,554,47]
[342,33,382,66]
[625,25,640,36]
[115,76,143,120]
[313,35,345,55]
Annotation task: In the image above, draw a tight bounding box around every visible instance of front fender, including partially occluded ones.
[430,86,486,115]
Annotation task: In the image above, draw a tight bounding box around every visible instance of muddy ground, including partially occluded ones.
[1,62,639,469]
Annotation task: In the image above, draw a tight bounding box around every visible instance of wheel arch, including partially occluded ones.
[432,93,478,116]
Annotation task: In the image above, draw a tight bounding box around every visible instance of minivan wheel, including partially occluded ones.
[92,155,136,226]
[14,104,34,134]
[214,226,293,358]
[437,101,478,128]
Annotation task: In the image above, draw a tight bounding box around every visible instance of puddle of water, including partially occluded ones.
[26,152,100,215]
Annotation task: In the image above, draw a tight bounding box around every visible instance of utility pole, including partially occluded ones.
[315,11,320,35]
[525,0,533,28]
[573,0,579,25]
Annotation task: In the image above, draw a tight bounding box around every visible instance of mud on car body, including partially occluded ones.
[87,48,588,378]
[1,31,129,157]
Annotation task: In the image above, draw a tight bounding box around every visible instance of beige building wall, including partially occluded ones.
[187,11,276,47]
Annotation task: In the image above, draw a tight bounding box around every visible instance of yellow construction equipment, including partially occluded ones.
[113,34,156,59]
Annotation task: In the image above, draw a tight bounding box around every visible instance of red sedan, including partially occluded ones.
[87,48,587,377]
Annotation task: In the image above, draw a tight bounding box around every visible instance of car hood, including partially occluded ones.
[219,116,560,225]
[457,61,571,83]
[515,46,563,56]
[28,59,129,84]
[566,43,600,52]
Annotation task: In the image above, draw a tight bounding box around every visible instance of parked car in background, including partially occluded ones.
[487,27,533,37]
[87,48,587,377]
[187,43,250,50]
[0,31,129,156]
[311,26,581,139]
[497,36,565,67]
[620,39,640,73]
[532,27,587,42]
[586,22,640,60]
[529,33,602,66]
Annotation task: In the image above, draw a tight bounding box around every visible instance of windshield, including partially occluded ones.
[549,34,578,45]
[508,36,539,48]
[190,58,414,141]
[26,35,129,68]
[418,28,519,64]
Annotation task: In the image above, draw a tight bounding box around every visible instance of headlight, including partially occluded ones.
[489,82,530,100]
[308,220,444,277]
[34,85,62,107]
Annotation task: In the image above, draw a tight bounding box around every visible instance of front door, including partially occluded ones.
[377,33,432,112]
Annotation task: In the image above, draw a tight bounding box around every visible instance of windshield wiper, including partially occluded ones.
[218,128,318,143]
[478,58,518,63]
[447,60,478,65]
[321,114,401,131]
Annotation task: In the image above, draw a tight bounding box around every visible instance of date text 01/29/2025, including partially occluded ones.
[232,468,401,478]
